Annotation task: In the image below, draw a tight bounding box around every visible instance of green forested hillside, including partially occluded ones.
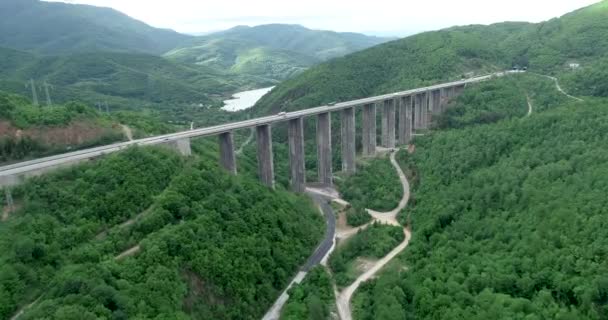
[351,77,608,318]
[0,91,125,164]
[0,47,272,109]
[0,146,324,320]
[253,1,608,115]
[165,24,391,81]
[0,0,191,55]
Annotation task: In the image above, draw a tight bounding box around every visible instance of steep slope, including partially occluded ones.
[0,0,191,55]
[0,146,324,320]
[352,79,608,319]
[0,91,124,164]
[253,1,608,115]
[165,24,392,81]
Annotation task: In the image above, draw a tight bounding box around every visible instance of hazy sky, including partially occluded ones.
[46,0,600,36]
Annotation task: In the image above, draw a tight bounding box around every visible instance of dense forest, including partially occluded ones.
[281,267,335,320]
[351,80,608,318]
[336,157,402,211]
[0,145,325,319]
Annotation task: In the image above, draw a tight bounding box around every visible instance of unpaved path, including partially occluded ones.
[526,95,533,117]
[335,150,411,320]
[532,73,584,102]
[120,124,133,141]
[115,245,140,260]
[236,129,254,155]
[336,229,411,320]
[10,296,41,320]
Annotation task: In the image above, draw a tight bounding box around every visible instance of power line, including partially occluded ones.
[25,79,39,106]
[42,80,53,107]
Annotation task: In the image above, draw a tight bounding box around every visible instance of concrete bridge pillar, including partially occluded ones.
[288,117,306,192]
[432,90,441,114]
[414,94,422,130]
[219,132,236,175]
[256,124,274,188]
[398,95,413,145]
[341,107,356,174]
[381,99,396,148]
[317,112,333,186]
[170,138,192,156]
[362,103,377,157]
[454,84,466,96]
[421,91,429,129]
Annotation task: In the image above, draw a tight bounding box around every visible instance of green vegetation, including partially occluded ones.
[281,267,335,320]
[330,224,404,287]
[337,157,402,211]
[345,206,372,227]
[166,24,391,81]
[0,91,125,163]
[0,0,190,55]
[0,146,325,319]
[352,84,608,318]
[0,147,182,319]
[253,1,608,115]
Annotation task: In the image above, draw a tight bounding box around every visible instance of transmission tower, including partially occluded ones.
[42,80,53,107]
[104,101,109,114]
[4,188,14,212]
[25,79,39,106]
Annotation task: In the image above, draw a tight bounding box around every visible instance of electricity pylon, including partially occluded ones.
[25,79,39,106]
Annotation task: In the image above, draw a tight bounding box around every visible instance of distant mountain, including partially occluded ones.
[253,1,608,114]
[0,0,191,55]
[165,24,392,80]
[0,47,274,111]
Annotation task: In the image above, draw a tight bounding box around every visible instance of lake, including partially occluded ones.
[222,87,275,112]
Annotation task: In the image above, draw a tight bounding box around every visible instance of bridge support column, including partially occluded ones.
[362,103,377,157]
[341,107,356,174]
[288,118,306,192]
[256,124,274,188]
[399,96,413,145]
[432,90,441,114]
[170,138,192,156]
[381,99,396,148]
[219,132,236,175]
[422,91,429,129]
[414,94,422,130]
[317,112,332,186]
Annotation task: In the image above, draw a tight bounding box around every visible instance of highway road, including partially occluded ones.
[262,191,336,320]
[0,71,513,180]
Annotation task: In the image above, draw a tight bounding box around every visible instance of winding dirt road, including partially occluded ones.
[335,150,412,320]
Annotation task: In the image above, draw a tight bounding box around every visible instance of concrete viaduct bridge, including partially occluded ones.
[0,72,510,193]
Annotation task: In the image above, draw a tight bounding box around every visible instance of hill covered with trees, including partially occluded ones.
[0,145,325,319]
[350,73,608,318]
[0,0,191,55]
[252,0,608,115]
[166,24,392,81]
[0,91,125,164]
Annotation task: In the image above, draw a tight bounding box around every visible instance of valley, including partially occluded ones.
[2,0,608,319]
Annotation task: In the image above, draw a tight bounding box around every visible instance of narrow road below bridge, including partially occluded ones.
[262,192,336,320]
[335,150,412,320]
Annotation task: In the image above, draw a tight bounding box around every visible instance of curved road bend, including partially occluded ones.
[336,150,412,320]
[262,192,336,320]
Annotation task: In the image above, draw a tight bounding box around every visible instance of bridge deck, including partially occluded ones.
[0,72,512,178]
